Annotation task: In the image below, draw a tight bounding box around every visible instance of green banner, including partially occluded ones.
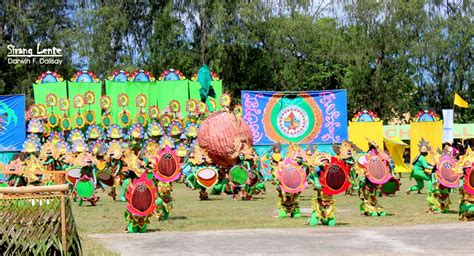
[156,80,190,114]
[33,82,68,114]
[68,82,102,124]
[106,81,160,126]
[189,80,223,111]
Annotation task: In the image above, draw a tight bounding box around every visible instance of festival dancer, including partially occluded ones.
[355,147,391,217]
[309,142,351,226]
[274,145,306,219]
[426,151,462,213]
[407,139,434,194]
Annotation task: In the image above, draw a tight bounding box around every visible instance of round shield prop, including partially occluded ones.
[278,163,306,194]
[229,166,249,185]
[126,174,157,217]
[320,158,350,195]
[380,177,400,196]
[196,167,218,188]
[435,158,461,188]
[366,155,391,185]
[153,149,181,183]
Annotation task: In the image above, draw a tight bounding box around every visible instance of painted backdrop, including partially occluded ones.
[0,95,26,151]
[242,90,347,145]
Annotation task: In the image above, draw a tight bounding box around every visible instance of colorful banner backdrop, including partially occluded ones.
[68,82,103,124]
[349,121,383,152]
[33,81,68,114]
[410,121,443,163]
[0,95,26,151]
[241,90,348,145]
[0,152,16,181]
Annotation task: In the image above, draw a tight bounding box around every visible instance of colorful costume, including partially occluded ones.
[426,153,461,213]
[274,146,307,218]
[309,142,352,226]
[407,140,433,193]
[355,147,392,217]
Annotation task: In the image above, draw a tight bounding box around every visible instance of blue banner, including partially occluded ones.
[0,95,26,151]
[242,90,347,145]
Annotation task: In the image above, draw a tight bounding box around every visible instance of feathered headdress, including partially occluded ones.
[48,131,65,146]
[90,140,106,156]
[184,123,199,138]
[147,121,164,137]
[21,138,40,153]
[71,139,88,153]
[27,118,43,134]
[107,124,123,139]
[86,124,104,140]
[106,140,123,159]
[167,120,183,136]
[68,129,85,143]
[159,135,175,149]
[128,123,144,139]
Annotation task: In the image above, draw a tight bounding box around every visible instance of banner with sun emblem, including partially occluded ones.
[241,90,347,145]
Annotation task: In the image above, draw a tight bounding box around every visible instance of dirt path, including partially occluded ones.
[90,222,474,255]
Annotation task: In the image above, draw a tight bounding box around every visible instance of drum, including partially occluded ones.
[97,170,114,187]
[75,177,95,200]
[380,177,400,196]
[248,171,260,187]
[66,166,82,185]
[229,166,249,185]
[196,167,219,188]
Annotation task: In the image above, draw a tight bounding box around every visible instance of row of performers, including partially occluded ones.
[1,138,473,232]
[264,140,474,225]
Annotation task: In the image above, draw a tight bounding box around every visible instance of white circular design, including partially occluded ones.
[277,105,309,138]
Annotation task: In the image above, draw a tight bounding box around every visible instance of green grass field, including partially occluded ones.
[73,177,462,255]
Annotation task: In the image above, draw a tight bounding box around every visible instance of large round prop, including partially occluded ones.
[198,111,253,167]
[75,176,95,200]
[278,162,306,194]
[436,156,462,188]
[366,155,391,185]
[66,166,82,184]
[229,166,249,185]
[380,177,400,196]
[97,170,114,187]
[195,167,218,188]
[320,158,350,195]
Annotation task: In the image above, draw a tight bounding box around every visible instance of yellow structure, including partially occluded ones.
[410,121,443,163]
[348,121,383,152]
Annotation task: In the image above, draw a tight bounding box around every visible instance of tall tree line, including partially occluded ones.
[0,0,472,122]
